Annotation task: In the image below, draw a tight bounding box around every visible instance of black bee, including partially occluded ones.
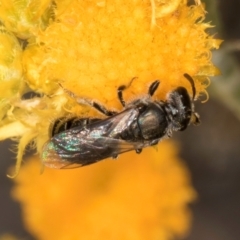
[42,74,200,168]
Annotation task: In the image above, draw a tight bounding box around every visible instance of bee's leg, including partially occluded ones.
[148,80,160,96]
[91,102,117,116]
[60,84,117,116]
[117,85,127,107]
[117,77,137,107]
[112,154,118,159]
[135,149,142,154]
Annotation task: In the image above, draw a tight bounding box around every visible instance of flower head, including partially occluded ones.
[0,1,221,238]
[0,1,221,174]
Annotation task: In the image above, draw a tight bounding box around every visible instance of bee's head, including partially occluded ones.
[165,74,200,131]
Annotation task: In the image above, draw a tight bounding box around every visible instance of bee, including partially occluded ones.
[42,74,200,169]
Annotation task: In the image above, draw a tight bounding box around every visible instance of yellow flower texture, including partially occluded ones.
[0,0,221,176]
[13,142,196,240]
[0,0,221,239]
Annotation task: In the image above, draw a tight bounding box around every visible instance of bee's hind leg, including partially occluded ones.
[135,149,142,154]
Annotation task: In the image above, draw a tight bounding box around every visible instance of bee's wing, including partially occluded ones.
[42,108,148,169]
[43,136,149,169]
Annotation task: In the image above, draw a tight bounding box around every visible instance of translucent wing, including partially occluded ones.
[42,108,152,169]
[42,136,151,169]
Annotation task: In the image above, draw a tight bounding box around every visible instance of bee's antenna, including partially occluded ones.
[183,73,196,100]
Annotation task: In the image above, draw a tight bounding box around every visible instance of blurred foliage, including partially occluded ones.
[205,0,240,120]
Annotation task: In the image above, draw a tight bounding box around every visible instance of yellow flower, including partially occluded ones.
[0,1,220,238]
[0,0,221,177]
[0,23,24,121]
[0,0,55,39]
[12,141,196,240]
